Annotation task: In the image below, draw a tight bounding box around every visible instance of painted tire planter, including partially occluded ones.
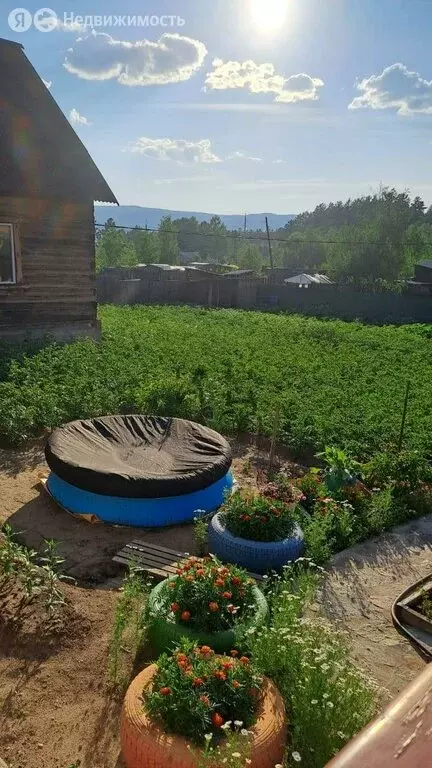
[147,578,269,654]
[209,512,305,573]
[44,415,233,527]
[120,664,287,768]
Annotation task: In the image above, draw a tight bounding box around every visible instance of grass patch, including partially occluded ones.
[0,306,431,456]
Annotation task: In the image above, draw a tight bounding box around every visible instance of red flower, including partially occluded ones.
[170,602,179,613]
[222,661,234,670]
[222,591,232,599]
[241,514,251,522]
[212,712,224,728]
[230,649,239,657]
[232,577,242,586]
[159,687,171,696]
[239,656,249,665]
[200,695,210,707]
[209,602,219,612]
[199,645,214,657]
[181,610,191,621]
[214,577,225,587]
[193,678,204,687]
[195,568,205,577]
[232,680,241,689]
[184,575,194,583]
[214,669,227,681]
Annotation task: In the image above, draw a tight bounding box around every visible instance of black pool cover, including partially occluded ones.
[45,415,232,498]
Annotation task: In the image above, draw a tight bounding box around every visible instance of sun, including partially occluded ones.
[249,0,288,34]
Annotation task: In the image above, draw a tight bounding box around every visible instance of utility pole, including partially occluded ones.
[243,213,247,237]
[265,216,274,275]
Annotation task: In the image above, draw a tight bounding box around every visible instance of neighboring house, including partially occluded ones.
[284,273,333,288]
[0,38,117,342]
[414,260,432,283]
[179,251,200,265]
[138,264,186,280]
[223,269,257,280]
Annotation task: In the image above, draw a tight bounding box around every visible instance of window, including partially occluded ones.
[0,224,16,284]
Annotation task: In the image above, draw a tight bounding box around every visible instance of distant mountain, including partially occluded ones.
[95,205,295,231]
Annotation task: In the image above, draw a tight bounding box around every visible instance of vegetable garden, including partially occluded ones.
[0,306,431,456]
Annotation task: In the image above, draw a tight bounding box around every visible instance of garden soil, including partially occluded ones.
[0,439,430,768]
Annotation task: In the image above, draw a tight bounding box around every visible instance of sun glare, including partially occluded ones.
[250,0,288,34]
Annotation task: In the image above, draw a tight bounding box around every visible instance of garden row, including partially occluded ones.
[1,306,431,457]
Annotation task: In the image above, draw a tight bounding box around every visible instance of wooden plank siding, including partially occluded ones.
[0,196,97,330]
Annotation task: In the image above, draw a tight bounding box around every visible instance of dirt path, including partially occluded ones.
[0,443,431,767]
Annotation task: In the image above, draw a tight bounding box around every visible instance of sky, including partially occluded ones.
[2,0,432,214]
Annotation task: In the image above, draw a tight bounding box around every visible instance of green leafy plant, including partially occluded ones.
[317,446,362,491]
[108,563,151,687]
[303,499,356,565]
[419,590,432,622]
[193,512,209,557]
[363,450,432,493]
[220,491,297,543]
[144,639,261,745]
[39,539,74,617]
[248,563,379,768]
[261,474,306,506]
[151,556,256,633]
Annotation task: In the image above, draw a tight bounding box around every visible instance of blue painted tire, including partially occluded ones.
[46,471,233,527]
[146,578,268,655]
[208,513,305,573]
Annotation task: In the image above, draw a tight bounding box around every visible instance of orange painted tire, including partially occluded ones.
[120,664,287,768]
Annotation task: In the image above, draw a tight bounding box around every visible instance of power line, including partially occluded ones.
[95,221,412,247]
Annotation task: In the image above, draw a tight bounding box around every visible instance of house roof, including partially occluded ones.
[284,273,333,285]
[417,260,432,269]
[0,38,117,203]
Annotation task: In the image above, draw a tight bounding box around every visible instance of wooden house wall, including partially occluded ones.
[0,197,96,329]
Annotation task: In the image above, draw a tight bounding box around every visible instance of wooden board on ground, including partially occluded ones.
[113,539,263,583]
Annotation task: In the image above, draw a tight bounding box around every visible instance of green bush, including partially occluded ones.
[220,490,297,542]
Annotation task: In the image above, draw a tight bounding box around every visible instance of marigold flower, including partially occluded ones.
[222,661,234,670]
[222,591,232,599]
[232,680,241,689]
[199,645,213,656]
[195,568,205,577]
[215,577,225,587]
[239,656,249,665]
[211,712,224,727]
[230,649,239,657]
[193,677,204,687]
[159,687,171,696]
[181,610,191,621]
[209,601,219,612]
[232,577,242,586]
[170,603,179,612]
[241,514,251,521]
[200,695,210,706]
[214,669,227,681]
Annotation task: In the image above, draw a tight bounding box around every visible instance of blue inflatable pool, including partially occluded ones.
[46,470,234,527]
[44,415,233,527]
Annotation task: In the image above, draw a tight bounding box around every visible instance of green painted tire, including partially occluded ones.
[146,578,268,655]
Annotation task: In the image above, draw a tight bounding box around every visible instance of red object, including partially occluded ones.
[208,602,219,612]
[211,712,224,728]
[326,663,432,767]
[181,610,191,621]
[159,687,171,696]
[171,603,179,613]
[222,591,232,599]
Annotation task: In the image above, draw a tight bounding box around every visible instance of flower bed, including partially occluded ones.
[145,556,268,654]
[120,641,286,768]
[209,490,305,573]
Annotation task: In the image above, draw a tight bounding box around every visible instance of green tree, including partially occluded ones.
[96,228,137,271]
[158,216,179,265]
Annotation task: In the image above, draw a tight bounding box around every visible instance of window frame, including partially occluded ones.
[0,222,20,285]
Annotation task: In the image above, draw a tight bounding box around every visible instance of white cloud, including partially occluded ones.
[64,31,207,86]
[42,79,52,89]
[69,108,92,126]
[205,59,323,103]
[126,137,221,164]
[226,151,263,163]
[349,63,432,115]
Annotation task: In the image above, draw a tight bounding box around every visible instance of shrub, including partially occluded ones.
[261,474,305,506]
[303,499,356,565]
[296,471,326,513]
[154,556,256,633]
[363,449,432,493]
[144,640,261,744]
[220,491,297,543]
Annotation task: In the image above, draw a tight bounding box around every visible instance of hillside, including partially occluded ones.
[95,205,295,231]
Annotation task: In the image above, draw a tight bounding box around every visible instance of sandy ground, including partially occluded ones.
[0,441,431,767]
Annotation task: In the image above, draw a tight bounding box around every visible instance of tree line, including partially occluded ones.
[96,188,432,284]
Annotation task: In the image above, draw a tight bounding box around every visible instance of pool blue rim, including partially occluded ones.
[46,470,234,527]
